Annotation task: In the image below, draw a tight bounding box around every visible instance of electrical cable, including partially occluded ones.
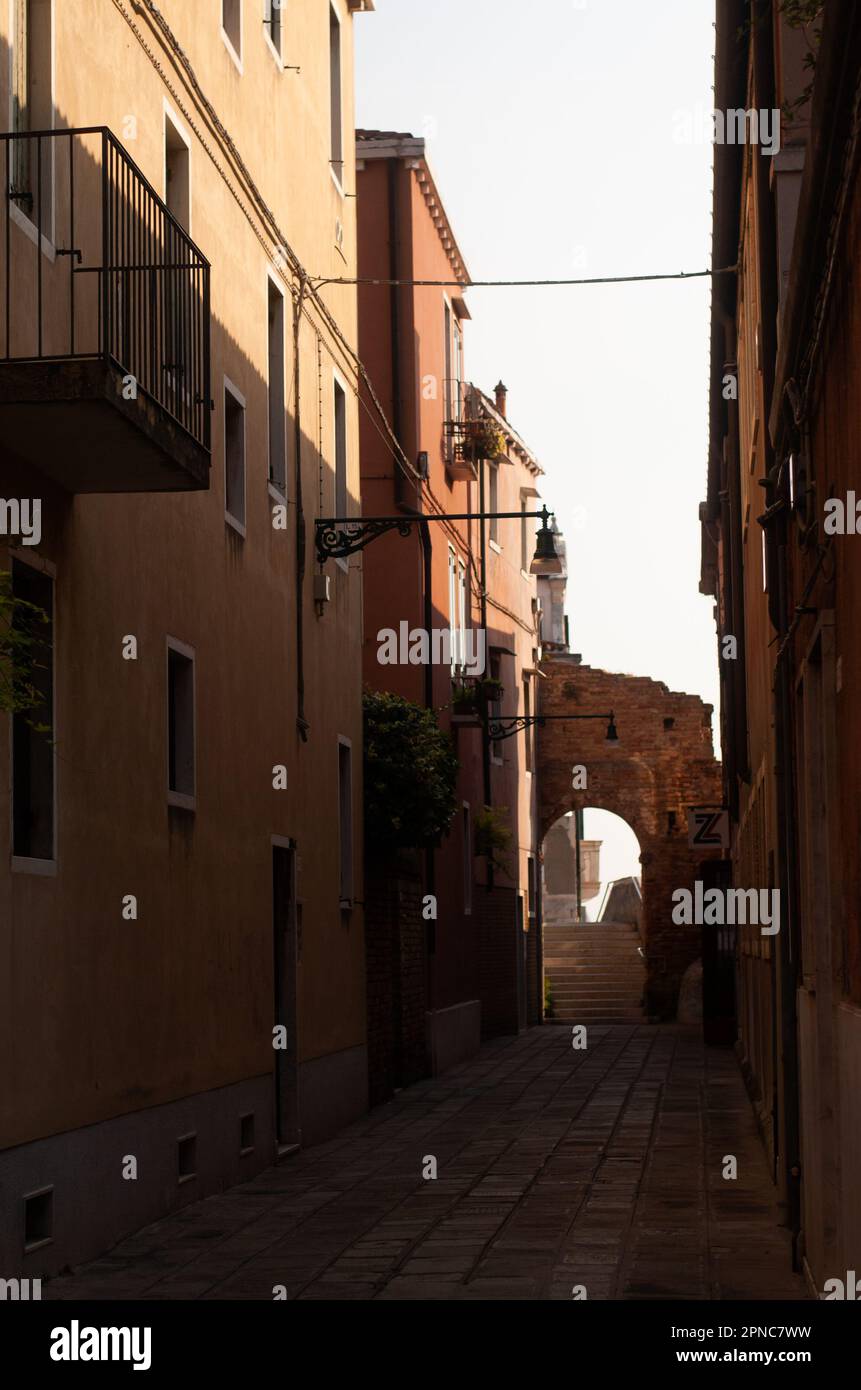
[312,267,738,290]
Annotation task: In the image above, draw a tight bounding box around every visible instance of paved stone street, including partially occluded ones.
[46,1026,807,1301]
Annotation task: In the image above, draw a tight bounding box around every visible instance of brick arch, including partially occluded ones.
[537,657,723,1018]
[542,754,656,849]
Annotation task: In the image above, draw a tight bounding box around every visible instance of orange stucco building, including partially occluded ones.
[0,0,373,1276]
[355,131,548,1094]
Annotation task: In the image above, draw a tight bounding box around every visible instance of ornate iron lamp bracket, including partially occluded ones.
[315,517,414,562]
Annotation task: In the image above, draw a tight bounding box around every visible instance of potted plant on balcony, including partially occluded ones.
[478,675,504,706]
[450,677,481,722]
[474,804,513,875]
[462,417,506,463]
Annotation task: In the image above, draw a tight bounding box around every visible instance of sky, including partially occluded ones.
[356,0,719,885]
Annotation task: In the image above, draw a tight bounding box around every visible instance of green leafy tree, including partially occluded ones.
[0,569,51,727]
[363,689,459,852]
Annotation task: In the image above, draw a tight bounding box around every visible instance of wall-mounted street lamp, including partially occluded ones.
[314,504,563,574]
[485,711,619,743]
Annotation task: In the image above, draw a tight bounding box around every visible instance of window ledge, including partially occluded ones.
[330,163,345,197]
[489,539,502,554]
[263,33,283,69]
[9,201,56,262]
[220,29,243,73]
[268,481,288,506]
[11,856,57,877]
[225,511,247,539]
[168,791,196,813]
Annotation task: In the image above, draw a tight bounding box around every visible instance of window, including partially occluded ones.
[520,500,530,572]
[524,677,533,772]
[265,0,282,58]
[329,6,343,184]
[489,463,499,543]
[443,300,453,433]
[458,556,467,667]
[10,0,53,232]
[12,559,54,864]
[453,319,463,422]
[448,546,468,672]
[462,803,472,915]
[224,379,246,531]
[338,739,353,906]
[489,652,503,763]
[443,304,463,443]
[167,639,195,807]
[164,108,190,232]
[448,545,458,671]
[222,0,242,65]
[334,375,347,519]
[527,856,537,921]
[268,279,287,494]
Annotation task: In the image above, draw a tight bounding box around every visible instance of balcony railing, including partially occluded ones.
[0,127,211,491]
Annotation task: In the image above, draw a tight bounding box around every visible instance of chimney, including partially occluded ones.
[494,380,507,417]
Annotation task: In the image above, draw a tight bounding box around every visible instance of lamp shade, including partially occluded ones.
[530,510,563,575]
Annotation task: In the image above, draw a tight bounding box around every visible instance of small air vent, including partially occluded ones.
[177,1133,197,1183]
[24,1188,53,1251]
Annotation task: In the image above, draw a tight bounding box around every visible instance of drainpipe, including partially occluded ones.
[389,158,435,1009]
[420,519,436,994]
[293,277,308,739]
[755,0,801,1254]
[772,534,802,1252]
[716,302,750,786]
[478,454,492,889]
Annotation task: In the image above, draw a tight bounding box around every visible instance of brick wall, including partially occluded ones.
[364,855,429,1106]
[477,884,521,1038]
[538,657,723,1018]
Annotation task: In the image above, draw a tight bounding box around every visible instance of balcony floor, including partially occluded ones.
[0,357,210,493]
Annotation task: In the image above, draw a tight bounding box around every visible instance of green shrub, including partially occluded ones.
[364,689,459,852]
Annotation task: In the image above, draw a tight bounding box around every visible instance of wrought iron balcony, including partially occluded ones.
[0,127,211,493]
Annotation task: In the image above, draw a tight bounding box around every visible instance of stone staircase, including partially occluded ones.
[544,921,645,1023]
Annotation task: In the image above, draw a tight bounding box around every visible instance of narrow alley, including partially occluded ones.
[45,1027,805,1303]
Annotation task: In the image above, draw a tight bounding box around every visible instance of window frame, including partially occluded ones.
[9,549,57,875]
[462,802,472,916]
[488,462,500,546]
[166,635,196,812]
[332,367,349,570]
[263,0,283,66]
[7,0,56,255]
[266,270,288,501]
[337,735,353,908]
[223,375,247,536]
[329,4,343,191]
[221,0,244,71]
[163,100,192,235]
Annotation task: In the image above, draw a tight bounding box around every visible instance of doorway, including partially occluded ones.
[272,839,300,1150]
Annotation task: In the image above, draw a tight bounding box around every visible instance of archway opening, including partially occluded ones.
[542,808,641,926]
